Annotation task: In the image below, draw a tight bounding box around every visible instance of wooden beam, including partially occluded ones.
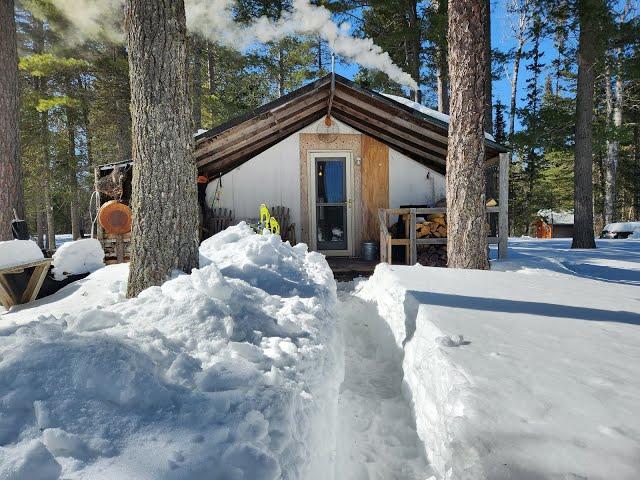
[332,99,448,156]
[498,153,510,259]
[199,112,323,177]
[0,274,17,308]
[409,208,417,265]
[195,93,328,162]
[20,260,51,303]
[197,101,327,166]
[331,112,447,172]
[333,87,450,145]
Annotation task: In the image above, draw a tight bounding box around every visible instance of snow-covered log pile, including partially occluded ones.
[357,260,640,480]
[0,223,342,480]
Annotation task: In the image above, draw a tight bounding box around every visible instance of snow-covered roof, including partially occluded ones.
[537,209,574,225]
[603,221,640,233]
[194,74,508,178]
[383,94,496,141]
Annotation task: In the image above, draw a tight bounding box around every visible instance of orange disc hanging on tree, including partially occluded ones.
[98,200,132,234]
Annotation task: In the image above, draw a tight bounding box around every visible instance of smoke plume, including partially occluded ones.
[49,0,417,89]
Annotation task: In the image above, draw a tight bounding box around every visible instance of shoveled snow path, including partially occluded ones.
[335,285,434,480]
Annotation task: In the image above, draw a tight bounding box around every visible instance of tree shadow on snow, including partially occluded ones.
[560,262,640,286]
[407,291,640,327]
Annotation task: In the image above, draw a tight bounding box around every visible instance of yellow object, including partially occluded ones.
[269,217,280,235]
[259,203,270,227]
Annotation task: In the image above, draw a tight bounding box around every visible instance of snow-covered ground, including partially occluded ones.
[2,233,639,480]
[335,287,433,480]
[0,224,342,480]
[357,238,640,479]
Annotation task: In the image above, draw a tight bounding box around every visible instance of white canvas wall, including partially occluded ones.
[388,149,445,208]
[205,117,445,244]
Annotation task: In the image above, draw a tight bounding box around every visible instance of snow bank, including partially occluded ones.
[603,221,640,233]
[51,239,105,280]
[358,260,640,480]
[383,94,496,141]
[0,240,44,269]
[0,223,342,479]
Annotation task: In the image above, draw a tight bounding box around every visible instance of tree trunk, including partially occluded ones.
[603,65,618,225]
[0,0,25,240]
[36,209,45,248]
[509,36,525,140]
[44,179,55,251]
[66,104,81,240]
[407,0,422,103]
[125,0,199,298]
[434,0,449,113]
[572,0,598,249]
[192,38,203,130]
[114,47,133,161]
[483,0,493,134]
[207,42,216,125]
[446,0,489,269]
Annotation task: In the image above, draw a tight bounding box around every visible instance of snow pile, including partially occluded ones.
[0,223,342,479]
[357,257,640,480]
[383,94,496,141]
[537,209,574,225]
[603,221,640,233]
[0,240,44,269]
[51,239,105,280]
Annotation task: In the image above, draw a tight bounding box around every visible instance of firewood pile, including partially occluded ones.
[417,245,447,267]
[416,213,447,238]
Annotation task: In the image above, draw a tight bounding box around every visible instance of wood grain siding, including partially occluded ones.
[362,136,389,241]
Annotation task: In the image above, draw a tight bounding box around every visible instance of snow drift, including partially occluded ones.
[51,239,105,280]
[357,260,640,480]
[0,223,342,479]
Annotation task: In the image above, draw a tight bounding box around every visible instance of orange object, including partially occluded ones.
[533,219,552,238]
[197,175,208,184]
[98,200,132,234]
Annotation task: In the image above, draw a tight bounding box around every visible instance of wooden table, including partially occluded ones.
[0,258,53,309]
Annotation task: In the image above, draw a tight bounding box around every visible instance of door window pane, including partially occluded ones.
[316,159,345,203]
[316,205,347,250]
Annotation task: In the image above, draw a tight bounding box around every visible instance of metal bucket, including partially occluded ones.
[361,241,380,261]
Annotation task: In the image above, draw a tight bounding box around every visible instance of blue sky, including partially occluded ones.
[331,0,568,132]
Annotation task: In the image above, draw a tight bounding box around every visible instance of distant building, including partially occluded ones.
[532,210,574,238]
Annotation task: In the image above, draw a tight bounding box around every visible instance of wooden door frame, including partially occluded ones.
[307,150,354,256]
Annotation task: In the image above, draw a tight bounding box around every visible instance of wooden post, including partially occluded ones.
[409,208,417,265]
[498,152,509,259]
[115,234,125,263]
[93,166,103,241]
[378,208,387,263]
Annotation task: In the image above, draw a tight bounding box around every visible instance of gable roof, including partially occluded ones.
[194,74,508,177]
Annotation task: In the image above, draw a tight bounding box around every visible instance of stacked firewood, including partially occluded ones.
[417,245,447,267]
[416,213,447,238]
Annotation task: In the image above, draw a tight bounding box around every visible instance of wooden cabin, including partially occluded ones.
[94,74,510,267]
[195,74,510,262]
[533,211,574,239]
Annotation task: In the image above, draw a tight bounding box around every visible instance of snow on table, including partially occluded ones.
[0,223,342,480]
[0,240,44,270]
[357,247,640,480]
